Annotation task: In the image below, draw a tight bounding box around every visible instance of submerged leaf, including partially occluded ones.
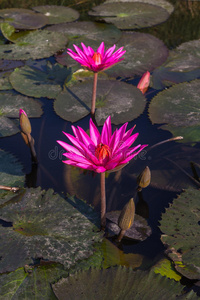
[153,257,182,281]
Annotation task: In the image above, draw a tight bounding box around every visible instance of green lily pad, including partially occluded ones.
[104,0,174,14]
[0,72,13,90]
[54,79,146,125]
[0,30,68,60]
[9,63,71,99]
[0,22,32,43]
[153,257,182,281]
[160,188,200,279]
[149,79,200,143]
[0,149,25,205]
[106,211,152,241]
[52,267,197,300]
[0,8,48,29]
[47,21,121,44]
[0,188,102,273]
[32,5,79,24]
[104,32,169,77]
[0,90,43,137]
[151,39,200,89]
[88,2,170,30]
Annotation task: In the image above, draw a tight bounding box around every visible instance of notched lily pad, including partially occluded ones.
[10,63,71,99]
[0,30,68,60]
[32,5,80,24]
[0,8,48,29]
[106,210,151,241]
[0,90,43,137]
[47,21,121,44]
[0,149,25,205]
[105,32,169,77]
[149,79,200,143]
[151,39,200,89]
[0,188,102,272]
[54,79,146,125]
[52,267,197,300]
[160,188,200,279]
[88,2,170,30]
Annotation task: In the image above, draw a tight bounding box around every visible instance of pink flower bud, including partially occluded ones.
[137,71,150,94]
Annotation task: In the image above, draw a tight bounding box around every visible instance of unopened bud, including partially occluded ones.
[137,71,150,94]
[118,198,135,231]
[19,109,31,135]
[137,166,151,190]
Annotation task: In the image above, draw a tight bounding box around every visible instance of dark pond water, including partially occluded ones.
[0,0,200,296]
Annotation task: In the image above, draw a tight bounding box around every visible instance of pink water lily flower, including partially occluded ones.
[57,116,147,173]
[67,42,126,73]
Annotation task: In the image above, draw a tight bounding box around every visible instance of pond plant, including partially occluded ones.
[0,0,200,299]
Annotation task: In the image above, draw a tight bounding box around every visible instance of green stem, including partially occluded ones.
[100,172,106,229]
[91,72,98,116]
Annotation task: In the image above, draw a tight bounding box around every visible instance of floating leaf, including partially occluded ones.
[0,72,13,90]
[52,267,197,300]
[10,63,71,99]
[1,22,32,43]
[54,79,146,125]
[153,257,182,281]
[0,149,25,205]
[104,0,174,14]
[47,21,121,44]
[106,210,152,241]
[32,5,79,24]
[151,39,200,89]
[0,188,102,273]
[0,58,24,71]
[0,8,48,29]
[0,30,68,60]
[149,79,200,143]
[0,90,43,137]
[105,32,168,77]
[88,2,170,30]
[160,188,200,279]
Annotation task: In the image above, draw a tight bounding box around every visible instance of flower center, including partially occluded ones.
[95,143,110,161]
[92,52,102,65]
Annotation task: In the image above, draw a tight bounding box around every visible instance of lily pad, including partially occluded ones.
[0,30,68,60]
[9,63,71,99]
[32,5,79,24]
[0,59,24,71]
[54,79,146,125]
[0,8,48,29]
[0,188,102,273]
[151,39,200,89]
[148,79,200,143]
[153,257,182,281]
[52,267,197,300]
[106,210,151,241]
[0,72,13,90]
[88,2,170,30]
[0,149,25,205]
[0,90,43,137]
[104,32,169,77]
[104,0,174,14]
[47,21,121,44]
[159,188,200,280]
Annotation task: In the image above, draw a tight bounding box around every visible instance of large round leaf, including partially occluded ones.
[151,39,200,89]
[47,21,121,44]
[9,63,71,99]
[54,79,146,125]
[104,32,168,77]
[149,79,200,143]
[0,8,48,29]
[104,0,174,14]
[32,5,79,24]
[52,267,197,300]
[88,2,170,30]
[160,188,200,280]
[0,188,102,273]
[0,30,68,60]
[0,149,25,205]
[0,90,43,137]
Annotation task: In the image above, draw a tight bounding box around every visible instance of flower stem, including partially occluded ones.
[91,72,98,116]
[100,172,106,229]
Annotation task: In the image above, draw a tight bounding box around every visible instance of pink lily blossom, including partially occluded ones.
[57,116,147,173]
[67,42,126,73]
[137,71,150,94]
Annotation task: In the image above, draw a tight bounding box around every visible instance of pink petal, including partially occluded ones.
[57,140,84,156]
[77,126,95,148]
[63,160,94,171]
[73,44,88,61]
[101,116,111,145]
[19,109,27,117]
[104,45,116,58]
[115,133,139,154]
[89,118,101,146]
[63,152,93,166]
[120,144,148,164]
[81,42,91,56]
[88,46,94,56]
[97,42,105,56]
